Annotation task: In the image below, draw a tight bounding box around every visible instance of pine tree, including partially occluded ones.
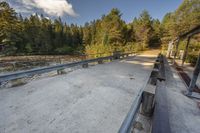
[0,2,21,54]
[132,10,154,48]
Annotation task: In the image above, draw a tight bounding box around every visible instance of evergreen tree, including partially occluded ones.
[132,10,154,48]
[0,1,198,56]
[0,2,21,54]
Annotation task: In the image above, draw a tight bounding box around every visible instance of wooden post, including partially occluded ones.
[98,60,103,64]
[166,41,173,58]
[188,52,200,94]
[173,39,180,64]
[12,63,16,71]
[182,37,191,66]
[113,51,120,59]
[141,84,156,117]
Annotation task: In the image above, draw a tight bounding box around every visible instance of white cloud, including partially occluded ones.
[20,0,78,17]
[34,0,78,17]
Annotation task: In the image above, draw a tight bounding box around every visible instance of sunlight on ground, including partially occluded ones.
[140,49,161,56]
[121,60,153,66]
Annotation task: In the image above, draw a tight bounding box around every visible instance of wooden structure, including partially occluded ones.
[167,25,200,98]
[169,25,200,65]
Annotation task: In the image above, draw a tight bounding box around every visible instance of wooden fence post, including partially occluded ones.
[182,37,191,66]
[166,41,173,58]
[173,39,180,64]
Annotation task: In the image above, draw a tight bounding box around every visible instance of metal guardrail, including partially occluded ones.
[118,78,149,133]
[157,54,166,81]
[0,53,132,83]
[118,54,166,133]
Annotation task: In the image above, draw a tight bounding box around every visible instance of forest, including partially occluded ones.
[0,0,199,57]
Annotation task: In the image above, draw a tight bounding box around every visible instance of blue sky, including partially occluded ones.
[5,0,183,25]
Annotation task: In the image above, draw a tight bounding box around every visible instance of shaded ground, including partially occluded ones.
[175,59,200,87]
[0,55,156,133]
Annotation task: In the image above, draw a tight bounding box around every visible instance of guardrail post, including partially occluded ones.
[82,63,88,68]
[150,70,159,85]
[98,60,103,64]
[113,51,120,59]
[12,63,16,71]
[141,84,156,117]
[57,69,66,75]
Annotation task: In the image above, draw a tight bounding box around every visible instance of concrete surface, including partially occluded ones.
[0,55,156,133]
[153,59,200,133]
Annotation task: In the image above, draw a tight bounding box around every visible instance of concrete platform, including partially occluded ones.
[153,59,200,133]
[0,55,156,133]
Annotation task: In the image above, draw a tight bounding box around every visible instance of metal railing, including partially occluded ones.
[118,80,148,133]
[118,54,166,133]
[0,52,132,83]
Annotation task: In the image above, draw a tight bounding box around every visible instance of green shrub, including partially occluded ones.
[55,46,73,54]
[85,43,139,58]
[186,52,199,66]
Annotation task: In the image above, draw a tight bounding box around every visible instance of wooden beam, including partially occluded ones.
[182,37,191,66]
[187,28,200,38]
[179,25,200,39]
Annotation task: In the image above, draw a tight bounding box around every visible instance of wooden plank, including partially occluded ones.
[152,81,171,133]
